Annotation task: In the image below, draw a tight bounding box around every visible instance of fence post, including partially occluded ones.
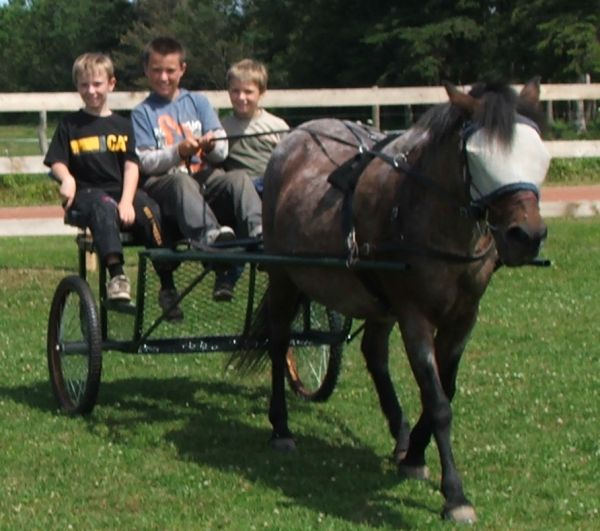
[371,86,380,129]
[37,110,48,154]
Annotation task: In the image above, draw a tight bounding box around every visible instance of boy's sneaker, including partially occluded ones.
[249,224,263,240]
[107,274,131,301]
[212,278,234,302]
[158,288,184,322]
[191,226,236,252]
[206,226,236,245]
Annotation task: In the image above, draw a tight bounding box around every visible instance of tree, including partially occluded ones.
[0,0,134,91]
[510,0,600,82]
[115,0,252,90]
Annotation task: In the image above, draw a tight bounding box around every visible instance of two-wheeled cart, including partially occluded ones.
[46,232,354,415]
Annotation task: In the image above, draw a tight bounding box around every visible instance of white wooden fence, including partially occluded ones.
[1,83,599,175]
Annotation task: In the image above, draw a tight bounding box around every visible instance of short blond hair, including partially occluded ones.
[226,59,268,94]
[72,52,115,86]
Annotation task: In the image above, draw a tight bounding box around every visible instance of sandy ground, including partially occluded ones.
[0,185,599,236]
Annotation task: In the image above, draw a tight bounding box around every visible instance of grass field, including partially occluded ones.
[0,218,598,529]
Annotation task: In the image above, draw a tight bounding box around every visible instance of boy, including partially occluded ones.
[44,53,177,314]
[221,59,289,194]
[131,37,263,302]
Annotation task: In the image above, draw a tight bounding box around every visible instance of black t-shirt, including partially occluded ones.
[44,110,138,191]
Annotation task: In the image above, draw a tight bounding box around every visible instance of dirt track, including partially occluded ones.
[0,185,599,237]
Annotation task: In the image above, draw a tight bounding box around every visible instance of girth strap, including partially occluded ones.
[327,132,401,313]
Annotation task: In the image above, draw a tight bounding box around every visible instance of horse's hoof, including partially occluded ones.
[392,448,407,464]
[270,437,296,452]
[442,504,477,524]
[398,463,429,480]
[392,441,408,464]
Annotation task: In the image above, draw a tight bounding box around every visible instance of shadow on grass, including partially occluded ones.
[1,376,438,528]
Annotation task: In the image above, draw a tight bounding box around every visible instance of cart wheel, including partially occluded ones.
[285,304,344,402]
[47,275,102,415]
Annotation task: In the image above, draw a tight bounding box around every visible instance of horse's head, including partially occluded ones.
[446,78,549,266]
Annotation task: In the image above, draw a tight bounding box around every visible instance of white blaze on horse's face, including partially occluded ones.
[466,121,550,203]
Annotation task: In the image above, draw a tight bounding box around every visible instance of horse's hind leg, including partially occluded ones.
[267,270,301,451]
[361,319,411,462]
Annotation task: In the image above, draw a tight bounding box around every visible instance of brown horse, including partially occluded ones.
[235,79,549,523]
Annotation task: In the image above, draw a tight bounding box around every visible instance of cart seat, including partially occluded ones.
[64,207,145,251]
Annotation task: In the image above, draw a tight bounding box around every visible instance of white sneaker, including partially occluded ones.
[107,274,131,301]
[249,225,263,239]
[205,226,236,245]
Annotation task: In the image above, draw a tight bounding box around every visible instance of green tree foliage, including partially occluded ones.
[115,0,251,90]
[0,0,133,91]
[0,0,598,91]
[362,0,490,85]
[510,0,600,81]
[239,0,406,88]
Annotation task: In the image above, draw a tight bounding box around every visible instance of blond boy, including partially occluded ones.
[44,53,174,309]
[221,59,289,191]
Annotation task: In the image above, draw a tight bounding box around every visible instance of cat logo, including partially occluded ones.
[70,134,128,154]
[106,134,128,152]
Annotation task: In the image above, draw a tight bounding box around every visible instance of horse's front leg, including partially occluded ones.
[399,313,476,523]
[361,318,411,462]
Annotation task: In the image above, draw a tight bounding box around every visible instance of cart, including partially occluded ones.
[46,231,354,415]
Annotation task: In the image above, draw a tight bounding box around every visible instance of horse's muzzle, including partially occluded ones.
[491,190,548,267]
[500,222,548,266]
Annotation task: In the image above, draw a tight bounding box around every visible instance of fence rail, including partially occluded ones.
[1,84,599,175]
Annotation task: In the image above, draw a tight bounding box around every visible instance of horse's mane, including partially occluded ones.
[400,81,545,154]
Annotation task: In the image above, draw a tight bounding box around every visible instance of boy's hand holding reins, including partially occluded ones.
[177,131,216,160]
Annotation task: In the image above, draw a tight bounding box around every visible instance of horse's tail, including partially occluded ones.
[227,287,271,373]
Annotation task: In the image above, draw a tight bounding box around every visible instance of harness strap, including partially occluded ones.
[325,131,402,311]
[359,236,495,263]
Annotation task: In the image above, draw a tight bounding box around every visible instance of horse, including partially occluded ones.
[233,78,550,523]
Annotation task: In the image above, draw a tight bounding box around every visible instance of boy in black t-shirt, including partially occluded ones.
[44,53,180,317]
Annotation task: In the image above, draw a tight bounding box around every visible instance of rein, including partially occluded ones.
[212,129,291,142]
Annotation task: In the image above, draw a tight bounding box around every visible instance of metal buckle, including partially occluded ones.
[346,228,359,267]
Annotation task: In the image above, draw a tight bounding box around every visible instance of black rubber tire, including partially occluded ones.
[47,275,102,415]
[285,303,344,402]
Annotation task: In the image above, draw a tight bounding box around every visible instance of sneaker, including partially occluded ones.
[212,277,234,302]
[191,226,236,252]
[249,224,263,239]
[206,226,236,246]
[107,274,131,301]
[158,288,184,322]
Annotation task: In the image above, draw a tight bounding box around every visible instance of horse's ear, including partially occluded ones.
[519,76,541,106]
[444,81,479,115]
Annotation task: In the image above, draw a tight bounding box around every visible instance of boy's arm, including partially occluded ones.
[136,130,227,174]
[136,144,181,176]
[190,93,228,163]
[202,128,228,164]
[51,162,77,209]
[118,160,138,226]
[131,105,182,176]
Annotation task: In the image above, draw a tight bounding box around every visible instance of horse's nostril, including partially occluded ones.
[506,226,533,246]
[506,224,547,246]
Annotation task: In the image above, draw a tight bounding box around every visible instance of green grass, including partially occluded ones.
[0,219,598,529]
